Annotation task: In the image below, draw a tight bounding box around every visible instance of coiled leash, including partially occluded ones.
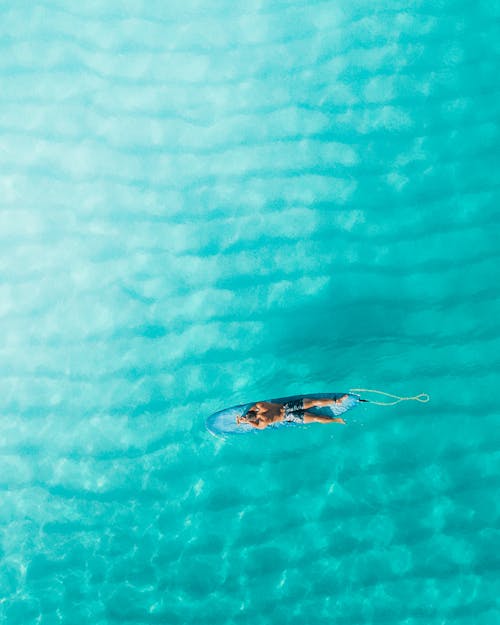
[350,388,430,406]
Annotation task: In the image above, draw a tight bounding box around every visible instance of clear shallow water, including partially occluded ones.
[1,1,499,623]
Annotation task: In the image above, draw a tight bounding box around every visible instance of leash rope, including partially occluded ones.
[350,388,430,406]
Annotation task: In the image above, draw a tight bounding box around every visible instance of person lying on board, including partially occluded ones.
[236,396,349,429]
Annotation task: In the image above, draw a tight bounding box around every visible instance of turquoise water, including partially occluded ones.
[1,1,499,623]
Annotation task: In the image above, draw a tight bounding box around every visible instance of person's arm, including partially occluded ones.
[237,416,268,429]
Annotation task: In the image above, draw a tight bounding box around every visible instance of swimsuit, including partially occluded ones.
[283,399,305,423]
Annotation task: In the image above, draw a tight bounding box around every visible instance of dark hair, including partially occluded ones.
[245,408,258,422]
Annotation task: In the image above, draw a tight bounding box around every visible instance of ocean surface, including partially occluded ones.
[1,1,499,623]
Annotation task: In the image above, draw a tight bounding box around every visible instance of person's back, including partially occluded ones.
[238,401,283,428]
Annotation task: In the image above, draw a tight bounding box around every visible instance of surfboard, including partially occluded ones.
[206,392,361,437]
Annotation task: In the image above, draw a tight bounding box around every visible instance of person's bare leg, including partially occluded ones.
[302,395,348,409]
[302,412,345,424]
